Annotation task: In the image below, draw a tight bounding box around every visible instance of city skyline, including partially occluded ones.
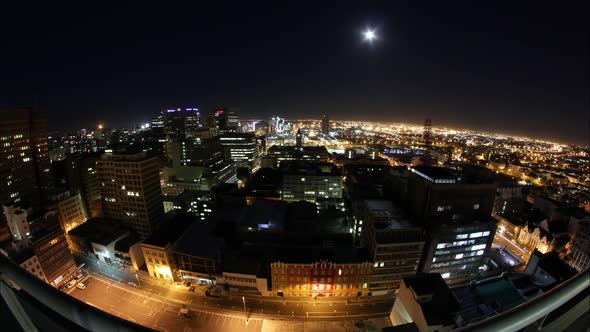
[0,3,589,331]
[1,2,588,145]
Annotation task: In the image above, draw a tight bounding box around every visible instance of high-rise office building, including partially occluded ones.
[97,151,164,239]
[280,162,342,202]
[321,114,330,135]
[296,128,303,150]
[52,152,102,218]
[162,108,202,140]
[0,108,50,212]
[262,145,330,168]
[218,132,259,171]
[151,114,165,137]
[214,107,239,133]
[358,200,425,295]
[407,166,497,287]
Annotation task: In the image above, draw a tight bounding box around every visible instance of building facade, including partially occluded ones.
[0,108,50,214]
[271,260,372,297]
[280,162,343,202]
[32,225,77,287]
[97,152,164,240]
[359,200,425,294]
[56,193,86,249]
[218,132,259,171]
[568,220,590,272]
[407,166,498,286]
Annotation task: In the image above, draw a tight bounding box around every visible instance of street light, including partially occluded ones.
[242,296,249,324]
[136,273,148,301]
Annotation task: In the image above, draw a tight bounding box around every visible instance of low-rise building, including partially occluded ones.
[270,248,372,298]
[175,221,224,283]
[390,273,459,332]
[141,212,194,282]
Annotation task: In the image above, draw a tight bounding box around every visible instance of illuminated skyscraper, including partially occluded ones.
[162,108,202,140]
[96,151,164,239]
[0,108,50,212]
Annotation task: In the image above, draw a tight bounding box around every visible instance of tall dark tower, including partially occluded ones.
[423,118,432,162]
[423,118,432,146]
[296,128,303,150]
[321,114,330,135]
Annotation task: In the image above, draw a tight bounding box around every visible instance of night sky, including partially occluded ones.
[1,2,588,145]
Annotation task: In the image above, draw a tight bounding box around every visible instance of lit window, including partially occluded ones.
[473,203,480,210]
[455,254,464,259]
[476,250,484,256]
[469,232,483,238]
[442,273,450,279]
[482,231,490,236]
[456,234,468,239]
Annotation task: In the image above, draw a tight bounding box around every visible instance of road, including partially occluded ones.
[68,275,263,332]
[494,232,531,260]
[492,231,531,272]
[73,255,394,322]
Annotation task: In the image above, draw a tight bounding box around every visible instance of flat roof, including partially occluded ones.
[174,221,224,260]
[280,161,341,176]
[411,166,458,182]
[403,273,459,327]
[68,218,128,246]
[142,212,194,248]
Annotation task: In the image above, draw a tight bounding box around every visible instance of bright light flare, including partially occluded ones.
[363,28,377,42]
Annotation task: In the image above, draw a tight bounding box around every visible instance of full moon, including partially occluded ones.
[363,29,377,42]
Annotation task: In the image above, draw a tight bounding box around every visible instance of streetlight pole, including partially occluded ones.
[136,273,148,300]
[242,296,248,324]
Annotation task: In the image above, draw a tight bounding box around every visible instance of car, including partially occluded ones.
[128,282,138,288]
[66,280,77,289]
[499,251,506,256]
[74,273,84,280]
[76,283,86,290]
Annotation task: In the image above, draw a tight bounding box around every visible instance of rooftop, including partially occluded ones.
[142,212,194,248]
[175,221,224,260]
[452,276,527,325]
[411,166,458,183]
[403,273,459,327]
[68,218,129,246]
[279,161,341,176]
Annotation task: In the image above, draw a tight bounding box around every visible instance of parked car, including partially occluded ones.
[76,283,86,290]
[66,280,77,289]
[74,273,84,280]
[128,282,138,288]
